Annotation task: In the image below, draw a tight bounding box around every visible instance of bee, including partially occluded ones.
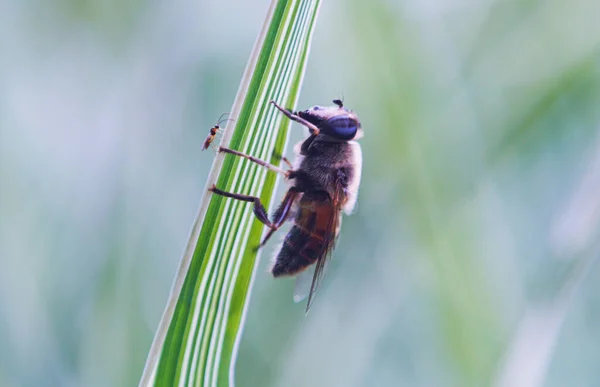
[209,99,363,312]
[202,113,233,151]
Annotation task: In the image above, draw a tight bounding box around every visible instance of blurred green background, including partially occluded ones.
[2,0,600,386]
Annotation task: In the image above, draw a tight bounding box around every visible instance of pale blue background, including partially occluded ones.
[2,0,600,386]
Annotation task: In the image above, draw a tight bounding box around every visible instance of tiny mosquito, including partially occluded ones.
[209,99,363,312]
[202,113,233,151]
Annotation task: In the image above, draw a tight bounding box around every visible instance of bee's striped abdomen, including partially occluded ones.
[271,226,319,277]
[271,194,335,277]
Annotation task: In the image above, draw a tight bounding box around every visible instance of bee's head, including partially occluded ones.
[297,100,363,141]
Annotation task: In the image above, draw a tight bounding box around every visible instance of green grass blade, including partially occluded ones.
[138,1,322,386]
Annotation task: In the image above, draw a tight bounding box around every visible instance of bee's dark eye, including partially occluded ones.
[325,115,358,140]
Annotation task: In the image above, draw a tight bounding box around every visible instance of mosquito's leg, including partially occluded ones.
[209,139,219,152]
[209,185,272,226]
[270,100,321,135]
[212,130,226,151]
[219,146,290,177]
[259,187,300,247]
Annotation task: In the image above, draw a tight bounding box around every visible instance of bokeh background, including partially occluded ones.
[2,0,600,386]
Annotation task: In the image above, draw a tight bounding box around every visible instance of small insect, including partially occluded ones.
[209,99,363,312]
[202,113,233,151]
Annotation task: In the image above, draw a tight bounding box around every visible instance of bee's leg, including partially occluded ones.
[259,187,300,247]
[282,157,292,169]
[219,146,290,177]
[270,100,321,135]
[272,152,293,169]
[208,185,272,227]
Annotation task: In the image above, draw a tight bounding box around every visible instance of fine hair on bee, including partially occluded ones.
[208,99,363,312]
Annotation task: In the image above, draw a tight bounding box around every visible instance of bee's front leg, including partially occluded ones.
[270,100,321,135]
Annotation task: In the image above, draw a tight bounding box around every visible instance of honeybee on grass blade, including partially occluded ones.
[209,99,363,312]
[202,113,233,151]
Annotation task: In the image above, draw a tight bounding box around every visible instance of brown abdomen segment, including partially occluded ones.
[271,194,335,277]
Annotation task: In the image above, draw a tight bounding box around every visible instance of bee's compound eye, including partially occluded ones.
[325,115,358,140]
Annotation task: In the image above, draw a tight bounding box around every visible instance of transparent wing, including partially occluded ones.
[293,265,315,303]
[303,200,343,314]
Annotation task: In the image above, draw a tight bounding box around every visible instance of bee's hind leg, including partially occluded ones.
[208,185,300,251]
[259,187,300,247]
[218,146,290,177]
[209,185,272,227]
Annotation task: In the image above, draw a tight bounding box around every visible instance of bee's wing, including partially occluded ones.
[293,265,315,303]
[303,195,343,314]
